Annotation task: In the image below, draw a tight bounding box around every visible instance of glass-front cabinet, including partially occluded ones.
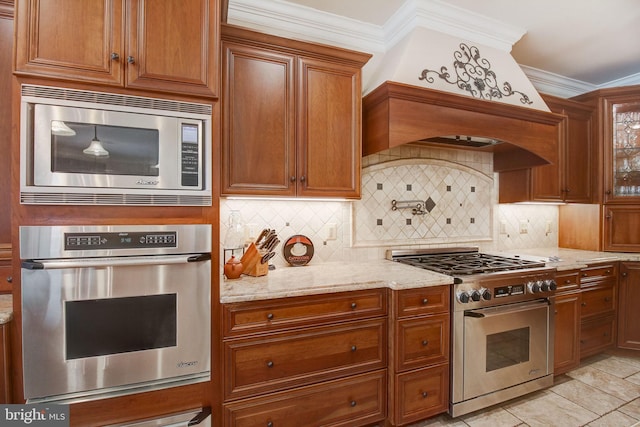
[608,102,640,201]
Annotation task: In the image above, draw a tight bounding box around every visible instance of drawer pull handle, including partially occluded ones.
[421,298,429,305]
[266,313,274,320]
[350,302,357,309]
[266,361,274,368]
[582,273,588,277]
[604,297,611,302]
[110,52,120,60]
[6,276,12,284]
[350,400,357,407]
[554,310,558,315]
[421,340,429,346]
[422,391,428,398]
[565,280,572,284]
[267,422,273,427]
[581,302,587,307]
[606,270,611,274]
[351,345,357,352]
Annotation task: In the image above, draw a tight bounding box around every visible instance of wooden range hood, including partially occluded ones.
[362,81,565,172]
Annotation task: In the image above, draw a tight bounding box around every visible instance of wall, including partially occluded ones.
[220,145,558,269]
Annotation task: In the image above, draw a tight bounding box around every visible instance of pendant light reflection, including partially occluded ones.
[51,120,76,136]
[83,125,109,157]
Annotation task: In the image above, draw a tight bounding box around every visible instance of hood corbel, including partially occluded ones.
[362,81,565,172]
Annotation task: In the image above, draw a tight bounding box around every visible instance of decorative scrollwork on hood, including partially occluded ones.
[419,43,533,105]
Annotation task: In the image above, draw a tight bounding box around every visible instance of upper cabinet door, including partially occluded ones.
[297,57,362,198]
[126,0,219,97]
[14,0,219,97]
[221,41,296,196]
[14,0,124,85]
[605,101,640,203]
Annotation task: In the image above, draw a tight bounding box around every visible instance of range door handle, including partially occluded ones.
[464,299,550,319]
[22,253,211,270]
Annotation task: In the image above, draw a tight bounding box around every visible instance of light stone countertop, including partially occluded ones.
[0,294,13,324]
[221,260,454,303]
[493,248,640,271]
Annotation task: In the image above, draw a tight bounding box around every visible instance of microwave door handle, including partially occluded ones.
[21,254,210,270]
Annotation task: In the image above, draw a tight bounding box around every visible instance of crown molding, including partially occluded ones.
[227,0,632,99]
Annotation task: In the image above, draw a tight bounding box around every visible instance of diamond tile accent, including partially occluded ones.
[425,197,436,213]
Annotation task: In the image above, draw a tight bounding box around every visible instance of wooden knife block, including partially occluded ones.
[240,243,269,277]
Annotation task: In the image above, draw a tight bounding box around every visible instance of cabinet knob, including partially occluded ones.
[290,176,296,182]
[622,272,628,277]
[267,422,273,427]
[606,270,611,274]
[605,190,612,195]
[266,313,274,320]
[350,400,357,407]
[127,55,135,64]
[604,297,611,302]
[421,298,429,305]
[581,302,587,307]
[422,391,428,398]
[351,345,357,352]
[300,175,306,182]
[350,302,357,309]
[110,52,120,60]
[6,276,12,284]
[266,360,274,368]
[421,340,429,346]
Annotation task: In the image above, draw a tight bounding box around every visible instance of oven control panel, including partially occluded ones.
[65,231,177,250]
[453,268,557,309]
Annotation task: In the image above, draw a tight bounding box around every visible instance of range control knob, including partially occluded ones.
[470,290,481,302]
[541,280,550,292]
[457,291,470,304]
[528,281,541,293]
[480,288,492,301]
[547,279,558,291]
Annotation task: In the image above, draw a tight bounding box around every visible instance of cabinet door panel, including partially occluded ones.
[604,206,640,252]
[618,262,640,349]
[298,57,361,198]
[554,292,580,375]
[127,0,218,97]
[224,371,386,427]
[15,0,123,84]
[224,319,386,399]
[396,314,449,372]
[580,315,615,358]
[221,42,295,196]
[395,364,448,425]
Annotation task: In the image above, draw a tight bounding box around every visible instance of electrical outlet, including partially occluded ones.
[545,220,552,234]
[326,223,337,240]
[499,220,507,234]
[519,220,528,234]
[245,223,258,240]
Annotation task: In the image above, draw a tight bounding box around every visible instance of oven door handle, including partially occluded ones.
[22,253,211,270]
[464,300,550,318]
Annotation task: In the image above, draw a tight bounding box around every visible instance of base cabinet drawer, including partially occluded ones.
[580,315,615,358]
[225,319,386,399]
[396,314,449,371]
[223,370,387,427]
[580,285,615,318]
[394,364,449,425]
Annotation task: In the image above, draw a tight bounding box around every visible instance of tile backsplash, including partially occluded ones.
[220,145,559,268]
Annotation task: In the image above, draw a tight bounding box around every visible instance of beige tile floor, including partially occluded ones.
[412,350,640,427]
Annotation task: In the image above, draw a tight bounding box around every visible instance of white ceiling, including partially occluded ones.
[228,0,640,97]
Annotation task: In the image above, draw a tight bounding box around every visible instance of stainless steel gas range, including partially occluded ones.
[388,247,557,418]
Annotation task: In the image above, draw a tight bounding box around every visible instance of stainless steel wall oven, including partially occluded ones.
[20,224,211,404]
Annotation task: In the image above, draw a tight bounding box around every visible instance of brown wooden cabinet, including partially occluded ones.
[0,1,12,259]
[14,0,219,98]
[617,262,640,349]
[579,262,617,358]
[388,286,449,426]
[220,24,370,198]
[0,321,10,403]
[554,270,581,375]
[222,289,388,427]
[499,95,594,203]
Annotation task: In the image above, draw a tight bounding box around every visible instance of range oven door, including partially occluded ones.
[462,299,552,400]
[21,254,211,403]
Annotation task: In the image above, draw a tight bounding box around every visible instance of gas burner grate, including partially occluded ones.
[395,251,545,276]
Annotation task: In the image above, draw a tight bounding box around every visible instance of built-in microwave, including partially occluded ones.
[20,84,212,206]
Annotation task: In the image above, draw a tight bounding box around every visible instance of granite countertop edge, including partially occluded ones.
[221,248,640,303]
